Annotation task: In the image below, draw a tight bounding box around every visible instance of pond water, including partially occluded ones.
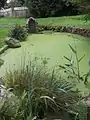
[0,33,90,79]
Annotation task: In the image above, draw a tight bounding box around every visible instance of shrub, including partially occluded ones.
[9,24,28,41]
[84,13,90,22]
[4,57,80,118]
[36,26,44,33]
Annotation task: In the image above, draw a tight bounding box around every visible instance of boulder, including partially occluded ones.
[0,84,18,117]
[0,85,14,99]
[5,37,21,48]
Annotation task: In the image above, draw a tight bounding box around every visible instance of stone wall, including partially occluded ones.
[37,25,90,37]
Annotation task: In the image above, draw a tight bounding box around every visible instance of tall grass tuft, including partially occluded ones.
[3,57,79,118]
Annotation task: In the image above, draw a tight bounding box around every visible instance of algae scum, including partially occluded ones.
[0,33,90,78]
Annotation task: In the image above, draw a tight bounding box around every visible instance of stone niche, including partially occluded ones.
[27,17,36,33]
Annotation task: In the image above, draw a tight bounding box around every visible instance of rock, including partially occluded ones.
[0,59,4,66]
[0,84,18,117]
[5,37,21,48]
[0,85,14,99]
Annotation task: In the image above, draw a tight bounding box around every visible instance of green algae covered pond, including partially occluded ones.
[0,33,90,79]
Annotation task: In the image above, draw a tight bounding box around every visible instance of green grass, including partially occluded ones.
[0,18,26,37]
[0,15,90,37]
[0,15,90,38]
[0,15,90,48]
[0,18,26,48]
[37,15,90,28]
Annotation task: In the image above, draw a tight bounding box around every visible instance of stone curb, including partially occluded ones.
[0,45,8,55]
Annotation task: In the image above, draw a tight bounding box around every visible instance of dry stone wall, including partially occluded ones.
[37,25,90,37]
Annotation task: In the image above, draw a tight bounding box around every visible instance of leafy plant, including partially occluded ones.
[59,44,90,84]
[9,24,28,41]
[84,13,90,22]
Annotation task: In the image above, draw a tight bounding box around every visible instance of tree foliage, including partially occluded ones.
[72,0,90,6]
[25,0,77,17]
[8,0,25,7]
[0,0,7,9]
[72,0,90,14]
[9,0,78,17]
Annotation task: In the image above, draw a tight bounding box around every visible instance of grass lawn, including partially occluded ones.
[37,15,90,28]
[0,15,90,37]
[0,15,90,48]
[0,18,26,48]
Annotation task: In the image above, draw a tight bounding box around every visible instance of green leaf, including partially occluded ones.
[59,65,65,69]
[32,116,37,120]
[44,98,48,110]
[78,54,85,62]
[40,96,57,106]
[60,82,73,91]
[69,44,76,54]
[21,91,27,100]
[58,88,67,93]
[65,64,71,67]
[27,114,37,120]
[64,56,71,61]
